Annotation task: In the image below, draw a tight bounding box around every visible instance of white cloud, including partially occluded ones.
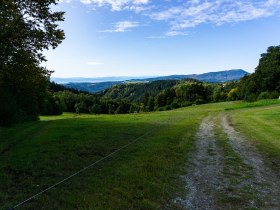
[80,0,149,11]
[265,0,280,7]
[58,0,72,3]
[115,21,139,32]
[165,31,188,37]
[99,21,139,32]
[149,0,280,36]
[80,0,91,4]
[79,0,280,36]
[87,61,103,65]
[146,35,165,39]
[123,5,153,13]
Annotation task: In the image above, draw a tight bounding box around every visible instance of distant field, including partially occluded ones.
[0,100,279,209]
[225,99,280,110]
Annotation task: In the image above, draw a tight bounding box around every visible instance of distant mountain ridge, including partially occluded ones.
[51,76,151,84]
[128,69,249,83]
[56,69,249,93]
[191,69,249,82]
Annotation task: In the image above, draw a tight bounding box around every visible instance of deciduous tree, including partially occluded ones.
[0,0,65,125]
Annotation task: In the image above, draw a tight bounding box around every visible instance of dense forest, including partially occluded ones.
[44,45,280,116]
[43,45,279,116]
[0,1,279,126]
[61,69,248,93]
[0,0,64,126]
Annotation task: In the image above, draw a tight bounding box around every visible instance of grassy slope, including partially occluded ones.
[1,100,279,209]
[230,103,280,172]
[0,103,229,210]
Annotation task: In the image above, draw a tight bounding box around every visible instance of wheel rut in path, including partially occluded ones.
[221,114,280,209]
[175,114,280,210]
[175,116,223,209]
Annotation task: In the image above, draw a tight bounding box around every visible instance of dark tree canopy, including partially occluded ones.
[255,46,280,92]
[0,0,64,64]
[0,0,64,125]
[237,45,280,100]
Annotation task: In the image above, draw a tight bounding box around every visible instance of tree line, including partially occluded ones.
[39,79,244,115]
[43,43,280,116]
[0,0,64,126]
[237,46,280,101]
[0,1,279,126]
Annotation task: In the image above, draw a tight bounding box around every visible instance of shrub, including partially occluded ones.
[228,88,238,101]
[270,91,279,99]
[157,107,165,111]
[171,102,180,109]
[165,105,171,110]
[180,101,192,107]
[195,99,205,105]
[89,104,102,114]
[258,92,270,100]
[245,94,257,102]
[75,102,88,114]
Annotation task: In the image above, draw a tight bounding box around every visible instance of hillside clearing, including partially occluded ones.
[176,110,280,209]
[1,103,222,209]
[0,101,279,209]
[230,105,280,173]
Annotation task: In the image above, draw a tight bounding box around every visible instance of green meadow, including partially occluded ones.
[0,100,279,209]
[230,104,280,171]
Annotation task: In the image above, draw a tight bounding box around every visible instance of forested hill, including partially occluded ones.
[191,69,249,82]
[129,69,249,83]
[42,45,279,117]
[61,69,249,93]
[102,80,179,102]
[101,78,239,105]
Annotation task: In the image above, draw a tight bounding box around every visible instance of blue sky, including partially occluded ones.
[45,0,280,78]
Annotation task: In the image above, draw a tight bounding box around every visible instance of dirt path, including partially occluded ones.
[175,114,280,210]
[221,115,280,209]
[174,116,224,209]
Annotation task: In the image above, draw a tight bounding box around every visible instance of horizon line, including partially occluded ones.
[51,69,249,79]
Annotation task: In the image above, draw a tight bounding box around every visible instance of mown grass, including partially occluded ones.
[225,99,280,111]
[0,102,234,210]
[230,104,280,173]
[1,100,278,209]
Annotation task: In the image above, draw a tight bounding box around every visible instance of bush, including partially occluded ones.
[108,104,115,114]
[42,94,63,115]
[228,88,238,101]
[270,91,279,99]
[195,99,205,105]
[245,94,257,102]
[89,104,102,114]
[180,101,192,107]
[165,105,171,110]
[75,102,88,114]
[258,92,270,100]
[157,107,165,111]
[0,88,37,126]
[171,102,180,109]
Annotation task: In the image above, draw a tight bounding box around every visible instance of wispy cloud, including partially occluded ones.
[58,0,72,3]
[146,35,165,39]
[165,31,188,37]
[80,0,280,36]
[99,21,139,33]
[80,0,149,11]
[86,61,103,66]
[150,0,280,35]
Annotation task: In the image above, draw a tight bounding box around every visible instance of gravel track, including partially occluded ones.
[175,114,280,210]
[175,116,224,209]
[221,114,280,209]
